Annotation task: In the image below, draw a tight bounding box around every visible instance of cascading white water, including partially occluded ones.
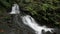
[10,4,54,34]
[10,4,20,14]
[21,15,54,34]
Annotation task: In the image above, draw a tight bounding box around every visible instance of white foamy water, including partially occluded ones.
[10,4,54,34]
[10,4,20,14]
[21,15,54,34]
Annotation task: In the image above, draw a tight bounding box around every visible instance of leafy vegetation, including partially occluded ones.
[0,0,60,28]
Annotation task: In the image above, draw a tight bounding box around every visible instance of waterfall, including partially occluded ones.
[10,4,20,14]
[21,15,54,34]
[9,4,54,34]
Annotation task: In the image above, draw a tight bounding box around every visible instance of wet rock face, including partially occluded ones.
[0,14,58,34]
[1,3,59,34]
[5,14,35,34]
[8,14,59,34]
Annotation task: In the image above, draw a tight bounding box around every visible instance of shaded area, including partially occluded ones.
[0,0,60,34]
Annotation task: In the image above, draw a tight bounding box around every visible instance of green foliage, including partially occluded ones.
[0,0,60,28]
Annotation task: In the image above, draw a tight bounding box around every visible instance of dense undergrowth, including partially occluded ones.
[0,0,60,28]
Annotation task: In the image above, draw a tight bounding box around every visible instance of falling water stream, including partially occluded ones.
[21,15,54,34]
[10,4,20,14]
[9,4,54,34]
